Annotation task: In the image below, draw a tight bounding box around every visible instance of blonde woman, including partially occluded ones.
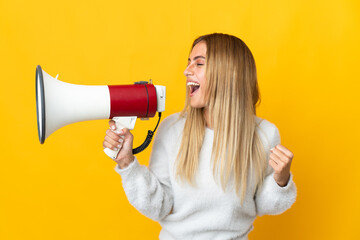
[103,33,296,239]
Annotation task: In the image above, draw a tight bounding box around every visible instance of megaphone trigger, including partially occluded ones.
[112,116,137,130]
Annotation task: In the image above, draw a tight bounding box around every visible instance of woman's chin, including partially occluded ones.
[189,100,206,109]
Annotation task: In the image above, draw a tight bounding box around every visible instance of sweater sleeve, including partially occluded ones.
[255,121,297,216]
[114,116,175,221]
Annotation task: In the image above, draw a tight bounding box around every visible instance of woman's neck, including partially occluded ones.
[204,108,213,129]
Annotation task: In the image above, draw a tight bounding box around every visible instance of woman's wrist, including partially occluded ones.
[274,173,290,187]
[117,155,135,169]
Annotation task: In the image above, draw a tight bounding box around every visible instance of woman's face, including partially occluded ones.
[184,41,207,109]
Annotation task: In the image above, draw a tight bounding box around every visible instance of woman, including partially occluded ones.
[103,33,296,240]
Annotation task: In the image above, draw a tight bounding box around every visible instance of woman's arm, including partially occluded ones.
[255,122,297,216]
[114,156,173,221]
[103,120,174,221]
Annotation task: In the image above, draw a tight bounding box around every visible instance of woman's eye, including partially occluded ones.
[197,63,204,66]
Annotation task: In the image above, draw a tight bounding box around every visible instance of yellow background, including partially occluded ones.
[1,0,359,239]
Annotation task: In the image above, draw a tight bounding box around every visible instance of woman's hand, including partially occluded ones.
[269,144,294,187]
[103,120,135,169]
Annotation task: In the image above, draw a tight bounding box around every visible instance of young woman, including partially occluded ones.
[103,33,296,240]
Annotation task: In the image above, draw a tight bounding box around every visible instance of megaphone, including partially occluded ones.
[36,65,166,159]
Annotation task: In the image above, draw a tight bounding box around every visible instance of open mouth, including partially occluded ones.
[187,82,200,95]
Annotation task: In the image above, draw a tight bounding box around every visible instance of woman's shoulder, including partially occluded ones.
[156,112,186,136]
[255,116,278,131]
[255,116,281,150]
[160,112,185,127]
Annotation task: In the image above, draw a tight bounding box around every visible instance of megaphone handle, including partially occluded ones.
[104,116,137,160]
[104,147,121,160]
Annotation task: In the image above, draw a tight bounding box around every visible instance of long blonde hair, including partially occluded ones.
[176,33,267,203]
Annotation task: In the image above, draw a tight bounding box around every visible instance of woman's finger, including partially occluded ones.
[270,151,280,162]
[269,158,278,169]
[109,120,116,131]
[274,144,294,159]
[104,135,123,150]
[103,140,122,151]
[121,128,130,136]
[270,152,285,167]
[270,148,289,164]
[106,129,123,141]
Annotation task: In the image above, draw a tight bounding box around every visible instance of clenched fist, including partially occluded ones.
[269,144,294,187]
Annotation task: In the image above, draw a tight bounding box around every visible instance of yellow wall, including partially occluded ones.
[1,0,359,239]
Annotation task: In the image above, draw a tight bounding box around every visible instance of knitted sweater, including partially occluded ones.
[115,113,297,240]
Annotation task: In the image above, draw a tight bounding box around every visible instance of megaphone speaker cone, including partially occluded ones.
[36,65,46,144]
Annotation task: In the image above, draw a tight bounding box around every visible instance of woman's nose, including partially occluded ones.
[184,64,193,77]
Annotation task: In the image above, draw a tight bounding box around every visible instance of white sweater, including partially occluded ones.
[115,113,296,240]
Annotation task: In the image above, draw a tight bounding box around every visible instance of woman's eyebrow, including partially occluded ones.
[188,56,206,61]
